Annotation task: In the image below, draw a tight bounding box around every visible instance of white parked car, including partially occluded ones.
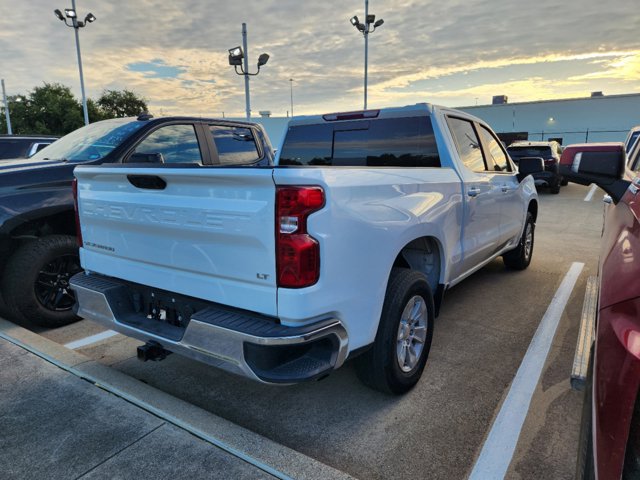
[71,104,539,394]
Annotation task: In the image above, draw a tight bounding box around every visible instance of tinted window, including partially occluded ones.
[34,143,52,153]
[478,126,511,172]
[279,117,440,167]
[627,131,640,153]
[210,125,259,165]
[446,117,485,172]
[131,124,202,164]
[507,146,553,158]
[0,139,30,159]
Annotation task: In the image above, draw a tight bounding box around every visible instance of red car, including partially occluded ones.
[561,142,640,479]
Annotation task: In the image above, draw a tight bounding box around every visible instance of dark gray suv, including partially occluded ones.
[507,141,564,194]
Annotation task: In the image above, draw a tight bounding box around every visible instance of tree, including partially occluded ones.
[0,84,149,136]
[0,83,83,135]
[96,89,148,118]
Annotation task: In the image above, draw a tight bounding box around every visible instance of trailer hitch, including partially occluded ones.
[137,341,172,362]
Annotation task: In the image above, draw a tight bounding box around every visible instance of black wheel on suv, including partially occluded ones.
[503,212,535,270]
[355,268,434,394]
[2,235,82,328]
[550,179,561,194]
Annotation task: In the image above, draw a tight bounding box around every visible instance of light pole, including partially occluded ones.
[53,2,96,126]
[350,1,384,110]
[289,78,294,117]
[228,23,270,119]
[1,79,11,134]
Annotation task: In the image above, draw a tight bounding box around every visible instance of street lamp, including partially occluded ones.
[289,78,294,117]
[53,1,96,126]
[228,23,270,119]
[350,1,384,109]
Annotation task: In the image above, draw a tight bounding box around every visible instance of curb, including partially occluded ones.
[0,318,354,480]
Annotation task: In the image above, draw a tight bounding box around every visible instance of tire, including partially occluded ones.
[355,268,435,394]
[561,178,569,186]
[550,181,561,194]
[503,212,535,270]
[2,235,83,328]
[575,352,595,480]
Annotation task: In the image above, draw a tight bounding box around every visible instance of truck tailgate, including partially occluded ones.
[74,167,278,316]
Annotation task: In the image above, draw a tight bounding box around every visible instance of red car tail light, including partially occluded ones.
[276,186,324,288]
[72,178,83,247]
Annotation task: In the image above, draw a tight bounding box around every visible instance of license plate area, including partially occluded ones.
[116,282,210,342]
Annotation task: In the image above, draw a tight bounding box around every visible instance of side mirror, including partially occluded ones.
[128,152,165,164]
[516,157,544,183]
[559,142,628,203]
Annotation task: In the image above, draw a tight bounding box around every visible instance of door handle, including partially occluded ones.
[127,175,167,190]
[467,187,481,197]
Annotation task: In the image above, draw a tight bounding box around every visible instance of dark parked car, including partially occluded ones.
[0,134,58,159]
[0,114,274,328]
[562,142,640,480]
[507,141,564,193]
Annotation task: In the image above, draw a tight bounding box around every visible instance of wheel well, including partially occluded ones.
[9,210,76,241]
[392,237,442,294]
[528,200,538,222]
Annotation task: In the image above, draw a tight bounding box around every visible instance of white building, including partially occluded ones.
[459,93,640,146]
[239,92,640,148]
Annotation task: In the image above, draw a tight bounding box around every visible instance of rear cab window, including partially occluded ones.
[507,146,553,158]
[446,117,486,172]
[209,125,260,165]
[278,116,441,167]
[477,125,512,172]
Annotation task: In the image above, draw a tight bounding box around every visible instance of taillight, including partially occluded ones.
[276,186,324,288]
[72,178,83,247]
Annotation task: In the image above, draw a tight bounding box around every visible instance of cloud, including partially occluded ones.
[0,0,639,117]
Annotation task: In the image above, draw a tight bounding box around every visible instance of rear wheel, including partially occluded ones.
[503,212,535,270]
[561,177,569,186]
[355,268,434,394]
[550,180,561,194]
[2,235,82,328]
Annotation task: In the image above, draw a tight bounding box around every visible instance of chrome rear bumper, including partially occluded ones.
[70,272,349,384]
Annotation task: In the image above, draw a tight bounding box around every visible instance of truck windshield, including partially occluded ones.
[279,116,440,167]
[29,119,144,163]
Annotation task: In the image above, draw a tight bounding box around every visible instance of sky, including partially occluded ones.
[1,0,639,117]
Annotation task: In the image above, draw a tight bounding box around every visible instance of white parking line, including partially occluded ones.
[64,330,119,349]
[468,262,584,480]
[583,184,597,202]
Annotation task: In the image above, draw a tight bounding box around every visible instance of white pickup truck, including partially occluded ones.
[71,104,539,394]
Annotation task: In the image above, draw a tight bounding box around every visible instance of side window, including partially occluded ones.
[130,124,202,164]
[446,117,486,172]
[478,125,511,172]
[210,125,259,165]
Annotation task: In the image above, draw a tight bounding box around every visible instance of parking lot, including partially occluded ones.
[0,181,604,479]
